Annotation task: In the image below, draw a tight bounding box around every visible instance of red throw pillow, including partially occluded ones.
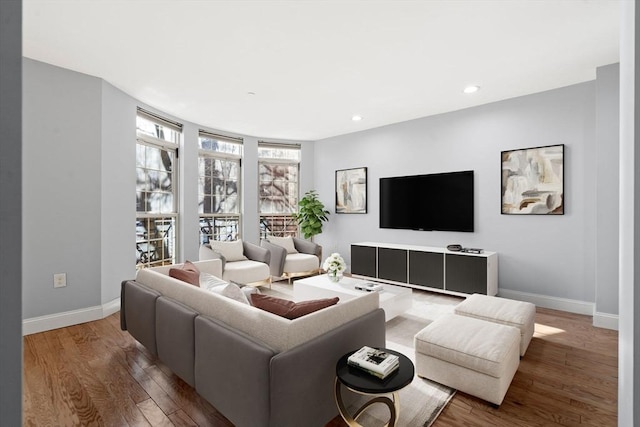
[250,294,339,319]
[169,260,200,286]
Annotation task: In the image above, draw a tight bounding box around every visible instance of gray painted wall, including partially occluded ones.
[595,63,620,316]
[314,80,613,306]
[100,81,137,304]
[23,59,103,318]
[0,0,22,424]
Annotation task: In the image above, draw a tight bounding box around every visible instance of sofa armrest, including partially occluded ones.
[121,280,161,356]
[260,240,287,277]
[243,241,270,264]
[293,237,322,259]
[269,308,386,427]
[199,244,226,270]
[192,259,224,279]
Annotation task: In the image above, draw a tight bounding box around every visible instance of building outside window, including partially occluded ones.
[198,132,242,243]
[258,142,301,239]
[136,109,181,269]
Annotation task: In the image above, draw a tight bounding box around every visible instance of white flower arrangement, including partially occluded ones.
[323,252,346,275]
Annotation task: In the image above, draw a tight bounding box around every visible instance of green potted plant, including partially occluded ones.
[295,190,330,240]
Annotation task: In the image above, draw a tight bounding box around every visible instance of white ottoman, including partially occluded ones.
[414,314,520,406]
[455,293,536,356]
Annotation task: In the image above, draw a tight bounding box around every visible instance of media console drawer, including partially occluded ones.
[350,242,497,296]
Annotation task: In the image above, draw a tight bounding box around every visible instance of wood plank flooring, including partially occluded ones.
[23,296,617,426]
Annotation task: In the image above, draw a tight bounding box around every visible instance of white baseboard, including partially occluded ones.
[102,298,121,318]
[23,298,121,336]
[593,312,619,330]
[498,288,594,315]
[498,288,619,331]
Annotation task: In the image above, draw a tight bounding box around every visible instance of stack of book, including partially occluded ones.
[347,346,400,379]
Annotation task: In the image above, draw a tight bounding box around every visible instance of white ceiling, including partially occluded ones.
[23,0,621,141]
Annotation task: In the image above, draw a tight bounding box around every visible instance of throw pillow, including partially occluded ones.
[209,283,250,305]
[250,294,339,319]
[241,286,260,306]
[208,239,248,262]
[199,272,228,290]
[268,236,298,254]
[169,260,200,286]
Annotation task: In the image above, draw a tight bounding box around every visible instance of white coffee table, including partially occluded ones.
[294,275,412,321]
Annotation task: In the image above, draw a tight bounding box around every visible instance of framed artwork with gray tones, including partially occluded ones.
[336,167,367,214]
[501,144,564,215]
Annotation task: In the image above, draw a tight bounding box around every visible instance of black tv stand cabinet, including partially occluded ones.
[350,242,498,296]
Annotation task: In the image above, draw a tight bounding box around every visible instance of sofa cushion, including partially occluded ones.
[199,272,228,290]
[251,294,339,319]
[209,239,247,262]
[210,283,250,305]
[242,286,260,306]
[223,259,270,285]
[283,253,319,273]
[169,260,200,286]
[268,236,298,254]
[454,293,536,356]
[414,313,520,378]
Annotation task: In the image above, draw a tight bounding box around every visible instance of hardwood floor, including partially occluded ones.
[23,299,617,426]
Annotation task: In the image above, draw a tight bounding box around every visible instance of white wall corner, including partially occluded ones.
[23,298,121,336]
[593,312,619,330]
[498,288,595,316]
[102,297,121,318]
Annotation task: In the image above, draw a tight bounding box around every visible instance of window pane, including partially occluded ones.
[259,215,298,239]
[136,143,145,168]
[136,142,176,214]
[145,145,173,172]
[199,215,240,243]
[258,146,300,161]
[137,115,180,144]
[259,162,298,214]
[199,137,242,156]
[136,217,176,269]
[198,155,239,215]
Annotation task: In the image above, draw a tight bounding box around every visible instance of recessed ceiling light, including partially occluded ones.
[352,115,363,121]
[247,91,256,96]
[463,85,480,94]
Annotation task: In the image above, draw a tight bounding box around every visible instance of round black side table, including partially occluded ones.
[335,348,414,427]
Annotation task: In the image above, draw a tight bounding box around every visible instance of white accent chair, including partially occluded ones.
[199,239,271,288]
[261,236,321,284]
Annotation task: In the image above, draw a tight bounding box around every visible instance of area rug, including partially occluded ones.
[344,361,455,427]
[266,281,461,426]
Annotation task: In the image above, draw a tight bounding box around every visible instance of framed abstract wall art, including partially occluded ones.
[336,167,367,214]
[501,144,564,215]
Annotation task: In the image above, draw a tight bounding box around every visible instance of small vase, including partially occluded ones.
[328,271,341,283]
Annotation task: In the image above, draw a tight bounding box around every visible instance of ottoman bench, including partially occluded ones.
[414,313,520,406]
[454,293,536,356]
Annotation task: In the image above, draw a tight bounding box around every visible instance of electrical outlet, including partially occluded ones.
[53,273,66,288]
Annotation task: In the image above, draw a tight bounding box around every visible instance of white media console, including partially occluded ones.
[350,242,498,296]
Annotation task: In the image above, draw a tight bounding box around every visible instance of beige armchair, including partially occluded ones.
[261,236,321,284]
[199,239,272,288]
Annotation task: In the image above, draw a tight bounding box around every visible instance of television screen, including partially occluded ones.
[379,170,474,232]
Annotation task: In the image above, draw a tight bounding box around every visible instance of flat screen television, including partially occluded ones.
[379,170,474,232]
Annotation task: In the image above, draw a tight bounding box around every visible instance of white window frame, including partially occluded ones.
[198,131,243,243]
[136,109,181,269]
[258,142,301,239]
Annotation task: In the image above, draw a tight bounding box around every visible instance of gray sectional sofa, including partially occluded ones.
[120,259,386,427]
